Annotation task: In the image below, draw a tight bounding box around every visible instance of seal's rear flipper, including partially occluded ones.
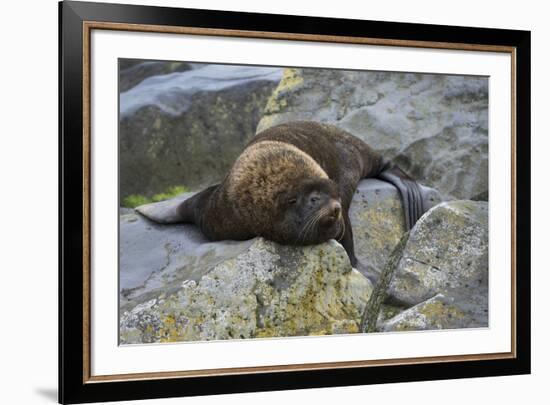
[377,167,425,230]
[135,185,218,225]
[176,185,219,225]
[135,192,190,224]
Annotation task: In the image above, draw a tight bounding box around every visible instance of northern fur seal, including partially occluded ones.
[164,121,427,270]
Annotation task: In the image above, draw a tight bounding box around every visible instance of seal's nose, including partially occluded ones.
[330,200,342,217]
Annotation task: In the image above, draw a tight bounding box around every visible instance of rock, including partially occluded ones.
[350,179,441,278]
[119,64,282,198]
[360,234,409,333]
[257,68,488,200]
[382,200,488,330]
[120,64,283,118]
[119,59,192,92]
[120,211,255,311]
[120,238,373,343]
[387,200,488,306]
[382,294,482,332]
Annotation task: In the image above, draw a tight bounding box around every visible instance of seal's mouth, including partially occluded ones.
[319,199,342,227]
[296,199,343,245]
[321,213,345,241]
[319,211,342,225]
[311,209,344,242]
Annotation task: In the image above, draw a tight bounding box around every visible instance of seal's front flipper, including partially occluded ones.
[338,211,357,267]
[377,167,425,230]
[337,211,379,285]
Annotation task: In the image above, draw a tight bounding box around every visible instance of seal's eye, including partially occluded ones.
[288,197,298,205]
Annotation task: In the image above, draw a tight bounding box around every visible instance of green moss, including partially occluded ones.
[122,194,151,208]
[121,185,189,208]
[151,186,189,202]
[380,304,404,321]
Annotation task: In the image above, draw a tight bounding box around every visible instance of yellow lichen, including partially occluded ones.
[256,115,278,133]
[420,300,464,320]
[278,68,304,91]
[261,68,304,117]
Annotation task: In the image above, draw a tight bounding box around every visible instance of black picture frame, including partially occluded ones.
[59,1,531,403]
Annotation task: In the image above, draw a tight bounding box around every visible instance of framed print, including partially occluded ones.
[59,0,531,403]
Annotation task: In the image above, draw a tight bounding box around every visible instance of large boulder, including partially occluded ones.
[349,179,441,278]
[120,236,372,344]
[378,200,489,331]
[119,209,255,311]
[256,68,488,200]
[382,294,483,332]
[387,201,489,306]
[119,64,282,199]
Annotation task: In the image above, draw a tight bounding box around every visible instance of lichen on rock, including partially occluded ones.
[380,200,489,331]
[388,200,489,307]
[120,238,373,344]
[350,179,441,278]
[382,294,469,332]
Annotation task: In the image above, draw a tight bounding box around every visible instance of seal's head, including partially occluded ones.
[227,140,344,245]
[272,178,344,245]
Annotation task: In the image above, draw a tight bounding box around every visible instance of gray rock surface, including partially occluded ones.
[119,59,192,93]
[360,234,409,333]
[256,68,488,200]
[120,211,255,311]
[120,238,372,343]
[119,63,282,199]
[121,64,282,118]
[350,179,441,278]
[381,200,489,331]
[382,293,483,332]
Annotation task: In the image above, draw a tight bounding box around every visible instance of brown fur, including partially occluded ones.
[177,120,424,268]
[227,140,329,235]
